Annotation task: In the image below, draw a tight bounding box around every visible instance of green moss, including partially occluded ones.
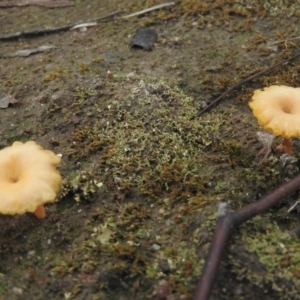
[223,216,300,299]
[35,72,300,298]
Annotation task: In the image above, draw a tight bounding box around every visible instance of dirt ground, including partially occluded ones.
[2,1,300,299]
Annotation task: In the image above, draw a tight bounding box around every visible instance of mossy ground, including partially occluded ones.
[1,0,300,299]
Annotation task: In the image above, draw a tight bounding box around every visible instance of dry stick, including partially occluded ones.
[197,50,300,117]
[0,9,123,41]
[271,36,300,45]
[193,173,300,300]
[0,2,175,41]
[121,2,175,19]
[0,0,74,8]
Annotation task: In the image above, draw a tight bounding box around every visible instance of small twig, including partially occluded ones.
[193,173,300,300]
[0,45,57,58]
[287,199,300,213]
[0,0,74,8]
[0,9,122,41]
[121,2,175,19]
[270,36,300,45]
[70,22,97,30]
[0,1,176,41]
[197,51,300,117]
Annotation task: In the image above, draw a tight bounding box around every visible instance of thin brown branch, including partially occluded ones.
[0,0,74,8]
[0,1,176,41]
[193,173,300,300]
[197,51,300,117]
[0,9,122,41]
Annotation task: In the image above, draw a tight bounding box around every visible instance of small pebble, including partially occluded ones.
[151,243,161,251]
[12,287,23,295]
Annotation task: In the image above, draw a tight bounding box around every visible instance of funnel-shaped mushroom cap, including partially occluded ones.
[0,141,62,215]
[249,85,300,138]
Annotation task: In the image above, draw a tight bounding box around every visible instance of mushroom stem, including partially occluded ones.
[283,138,293,155]
[34,205,46,219]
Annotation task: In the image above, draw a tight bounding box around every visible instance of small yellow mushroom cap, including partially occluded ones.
[0,141,62,215]
[249,85,300,138]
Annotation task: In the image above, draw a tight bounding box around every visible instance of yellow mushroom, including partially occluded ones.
[0,141,62,218]
[249,85,300,155]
